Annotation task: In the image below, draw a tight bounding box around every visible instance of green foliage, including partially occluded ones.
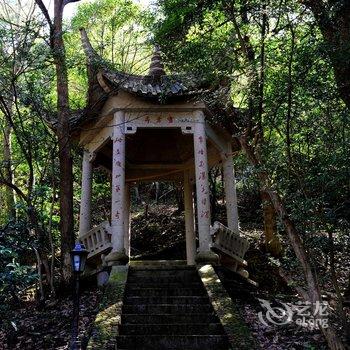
[153,0,350,269]
[154,0,235,83]
[0,1,60,309]
[65,0,153,108]
[0,221,37,305]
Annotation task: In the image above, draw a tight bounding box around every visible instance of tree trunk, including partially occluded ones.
[26,201,52,302]
[286,20,295,168]
[155,182,160,204]
[48,162,57,297]
[34,247,45,303]
[174,183,184,212]
[35,0,75,285]
[2,103,16,220]
[301,0,350,110]
[35,0,77,286]
[57,128,74,283]
[239,135,345,350]
[344,275,350,305]
[261,190,282,257]
[135,185,142,204]
[53,0,74,284]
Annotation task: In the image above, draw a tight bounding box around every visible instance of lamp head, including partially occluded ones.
[70,243,88,273]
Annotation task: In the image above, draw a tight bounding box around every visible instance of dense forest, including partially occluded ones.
[0,0,349,349]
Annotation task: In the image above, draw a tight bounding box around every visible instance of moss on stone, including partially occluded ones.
[198,264,258,350]
[87,266,128,349]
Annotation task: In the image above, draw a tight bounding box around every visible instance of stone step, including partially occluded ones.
[129,269,198,278]
[117,335,230,350]
[122,303,212,314]
[118,323,225,336]
[121,313,219,324]
[124,296,209,305]
[126,282,203,289]
[126,287,206,297]
[129,261,192,270]
[127,275,201,284]
[116,264,230,349]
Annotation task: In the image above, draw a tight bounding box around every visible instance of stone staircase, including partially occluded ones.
[116,264,231,350]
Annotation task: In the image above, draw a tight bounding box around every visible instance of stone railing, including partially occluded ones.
[210,221,250,276]
[79,221,112,259]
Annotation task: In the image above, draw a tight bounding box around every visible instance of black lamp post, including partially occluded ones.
[70,243,88,350]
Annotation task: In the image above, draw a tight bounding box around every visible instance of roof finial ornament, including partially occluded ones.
[148,45,166,76]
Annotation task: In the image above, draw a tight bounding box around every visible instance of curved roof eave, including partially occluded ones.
[80,28,201,104]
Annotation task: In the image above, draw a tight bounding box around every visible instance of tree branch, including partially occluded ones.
[63,0,80,6]
[34,0,53,30]
[0,177,28,203]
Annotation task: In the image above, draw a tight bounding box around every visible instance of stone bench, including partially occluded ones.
[79,220,112,263]
[210,221,250,279]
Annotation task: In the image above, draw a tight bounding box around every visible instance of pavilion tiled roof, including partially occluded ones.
[101,70,189,99]
[80,28,196,104]
[58,29,203,131]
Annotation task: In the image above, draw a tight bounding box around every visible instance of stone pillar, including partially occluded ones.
[222,144,239,233]
[124,183,131,258]
[193,111,218,263]
[106,111,128,265]
[184,170,196,265]
[79,149,93,237]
